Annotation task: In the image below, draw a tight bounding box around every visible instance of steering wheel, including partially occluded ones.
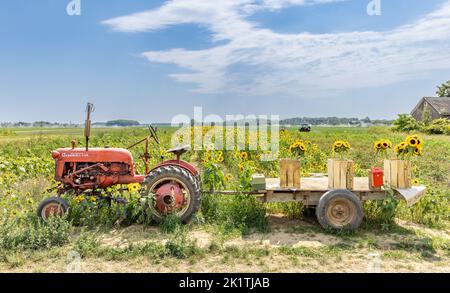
[149,125,160,145]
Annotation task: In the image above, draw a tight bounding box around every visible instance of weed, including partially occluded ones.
[0,214,71,251]
[159,214,182,234]
[201,193,268,235]
[73,232,101,258]
[165,227,203,259]
[364,190,399,231]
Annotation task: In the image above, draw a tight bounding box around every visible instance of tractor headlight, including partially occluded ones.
[51,151,61,159]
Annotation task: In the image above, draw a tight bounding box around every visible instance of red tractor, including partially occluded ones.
[37,103,201,223]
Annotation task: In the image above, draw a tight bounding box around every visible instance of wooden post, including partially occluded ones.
[327,159,354,190]
[280,159,301,189]
[383,159,411,189]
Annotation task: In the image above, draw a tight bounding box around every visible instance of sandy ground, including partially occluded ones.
[1,216,449,273]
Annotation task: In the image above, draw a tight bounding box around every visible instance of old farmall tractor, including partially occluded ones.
[37,103,201,223]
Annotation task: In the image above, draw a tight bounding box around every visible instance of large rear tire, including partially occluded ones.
[143,165,201,224]
[316,190,363,230]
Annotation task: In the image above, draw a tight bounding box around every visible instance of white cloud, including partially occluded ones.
[103,0,450,96]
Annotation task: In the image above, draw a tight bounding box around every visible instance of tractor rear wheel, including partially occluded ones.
[143,165,201,224]
[37,197,69,222]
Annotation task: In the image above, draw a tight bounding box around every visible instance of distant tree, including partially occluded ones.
[392,114,420,132]
[16,122,31,127]
[436,80,450,97]
[33,121,52,127]
[106,120,140,127]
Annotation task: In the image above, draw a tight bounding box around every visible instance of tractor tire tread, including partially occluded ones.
[144,165,201,224]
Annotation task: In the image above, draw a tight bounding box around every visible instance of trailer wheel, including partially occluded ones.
[143,165,201,224]
[316,190,363,230]
[37,197,69,222]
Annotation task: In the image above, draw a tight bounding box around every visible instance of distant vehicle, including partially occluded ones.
[299,123,311,132]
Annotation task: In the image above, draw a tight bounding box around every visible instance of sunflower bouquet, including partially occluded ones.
[394,135,423,158]
[289,140,307,158]
[374,139,393,159]
[332,140,351,159]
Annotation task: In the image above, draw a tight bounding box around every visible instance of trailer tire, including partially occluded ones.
[143,165,201,224]
[316,190,363,230]
[37,197,69,222]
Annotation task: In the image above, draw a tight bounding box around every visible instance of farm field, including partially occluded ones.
[0,126,449,273]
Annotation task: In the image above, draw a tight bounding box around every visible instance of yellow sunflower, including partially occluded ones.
[89,196,97,203]
[289,141,307,157]
[394,143,405,155]
[406,135,419,147]
[412,179,420,186]
[127,183,141,193]
[394,145,400,153]
[375,139,392,151]
[416,138,423,147]
[413,147,422,156]
[75,195,85,203]
[240,152,249,160]
[333,140,350,154]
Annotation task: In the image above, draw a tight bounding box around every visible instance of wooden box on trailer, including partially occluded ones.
[327,159,354,190]
[279,159,301,189]
[384,159,412,189]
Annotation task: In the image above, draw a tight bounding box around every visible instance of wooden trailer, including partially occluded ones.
[248,174,426,230]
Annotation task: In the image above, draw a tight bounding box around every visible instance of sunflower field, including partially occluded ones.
[0,126,448,254]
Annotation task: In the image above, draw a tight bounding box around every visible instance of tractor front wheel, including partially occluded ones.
[143,165,201,224]
[37,197,69,222]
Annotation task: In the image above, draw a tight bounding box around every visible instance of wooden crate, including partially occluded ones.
[384,159,411,189]
[279,159,301,189]
[327,159,354,190]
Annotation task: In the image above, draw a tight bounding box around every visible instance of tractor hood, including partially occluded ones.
[52,148,134,163]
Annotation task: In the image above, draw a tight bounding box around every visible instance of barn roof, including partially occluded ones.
[412,97,450,116]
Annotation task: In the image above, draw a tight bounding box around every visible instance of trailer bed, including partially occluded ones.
[266,177,371,192]
[256,176,426,206]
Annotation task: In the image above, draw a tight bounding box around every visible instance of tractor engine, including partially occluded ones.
[63,162,129,186]
[52,147,145,190]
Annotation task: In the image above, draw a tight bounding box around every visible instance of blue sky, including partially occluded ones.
[0,0,450,123]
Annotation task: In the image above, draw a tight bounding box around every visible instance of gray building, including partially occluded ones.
[411,97,450,121]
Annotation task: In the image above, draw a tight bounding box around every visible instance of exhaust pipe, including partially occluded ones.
[85,103,94,151]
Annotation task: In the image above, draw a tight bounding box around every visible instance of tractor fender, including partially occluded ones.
[151,160,198,177]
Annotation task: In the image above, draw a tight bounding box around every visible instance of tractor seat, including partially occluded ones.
[166,145,190,157]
